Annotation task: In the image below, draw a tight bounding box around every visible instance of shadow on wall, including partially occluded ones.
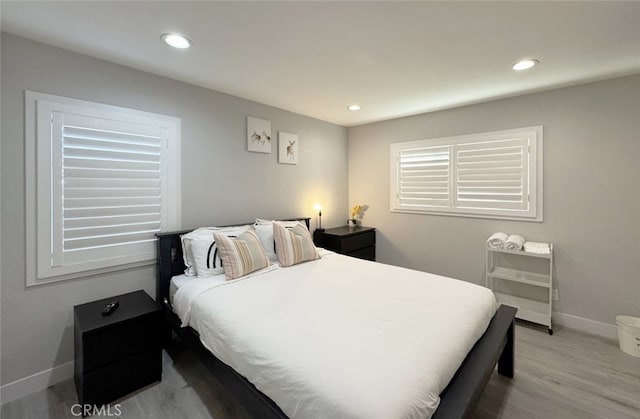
[55,322,74,372]
[375,230,415,270]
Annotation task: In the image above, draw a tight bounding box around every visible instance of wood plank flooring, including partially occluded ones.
[2,322,639,419]
[475,322,640,419]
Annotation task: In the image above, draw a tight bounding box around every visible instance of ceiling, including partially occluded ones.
[2,1,639,127]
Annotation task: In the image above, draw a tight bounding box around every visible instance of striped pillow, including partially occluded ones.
[213,230,271,280]
[273,222,320,267]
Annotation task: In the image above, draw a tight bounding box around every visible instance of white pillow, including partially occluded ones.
[181,228,217,276]
[253,220,305,262]
[181,225,251,276]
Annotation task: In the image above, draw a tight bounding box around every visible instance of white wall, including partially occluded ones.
[0,33,348,390]
[349,74,640,328]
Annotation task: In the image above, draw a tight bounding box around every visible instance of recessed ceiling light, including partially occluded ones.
[512,59,539,71]
[347,105,361,111]
[161,33,191,49]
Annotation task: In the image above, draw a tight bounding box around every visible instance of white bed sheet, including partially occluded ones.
[169,274,190,305]
[173,251,497,419]
[170,274,227,305]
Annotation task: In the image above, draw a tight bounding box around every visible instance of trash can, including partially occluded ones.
[616,315,640,358]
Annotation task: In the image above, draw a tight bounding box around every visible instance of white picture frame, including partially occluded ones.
[278,132,298,165]
[247,116,272,153]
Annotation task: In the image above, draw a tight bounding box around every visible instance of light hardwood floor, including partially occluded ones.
[2,322,639,419]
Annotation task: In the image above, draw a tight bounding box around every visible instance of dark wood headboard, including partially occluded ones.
[155,218,311,306]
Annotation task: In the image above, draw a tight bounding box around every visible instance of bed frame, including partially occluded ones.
[156,218,517,419]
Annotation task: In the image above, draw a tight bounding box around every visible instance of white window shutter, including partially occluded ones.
[26,91,181,285]
[390,126,542,221]
[455,138,529,211]
[397,145,450,208]
[53,113,165,266]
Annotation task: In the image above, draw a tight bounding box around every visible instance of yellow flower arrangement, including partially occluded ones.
[351,205,364,219]
[349,205,368,226]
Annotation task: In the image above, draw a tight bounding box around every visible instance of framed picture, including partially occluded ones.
[247,116,271,153]
[278,132,298,165]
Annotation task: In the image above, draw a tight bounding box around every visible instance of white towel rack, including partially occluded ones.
[486,244,554,334]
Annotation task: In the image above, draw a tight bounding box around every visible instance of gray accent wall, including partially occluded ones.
[0,34,347,386]
[348,74,640,327]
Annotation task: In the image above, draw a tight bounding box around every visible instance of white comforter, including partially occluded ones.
[173,251,497,419]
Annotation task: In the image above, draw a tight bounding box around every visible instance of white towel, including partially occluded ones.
[487,232,508,249]
[524,241,551,254]
[504,234,526,250]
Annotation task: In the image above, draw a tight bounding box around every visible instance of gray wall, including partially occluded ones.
[349,74,640,326]
[0,33,348,386]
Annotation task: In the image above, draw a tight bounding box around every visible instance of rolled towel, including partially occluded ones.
[487,232,508,249]
[504,234,526,250]
[524,241,551,254]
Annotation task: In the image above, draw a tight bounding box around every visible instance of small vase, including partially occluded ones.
[348,219,358,227]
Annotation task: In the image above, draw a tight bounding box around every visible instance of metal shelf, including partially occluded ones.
[493,292,551,328]
[486,243,554,333]
[487,244,553,259]
[487,266,551,288]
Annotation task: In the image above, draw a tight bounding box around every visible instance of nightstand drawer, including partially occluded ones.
[78,347,161,406]
[82,312,161,372]
[340,230,375,253]
[313,226,376,261]
[348,245,375,261]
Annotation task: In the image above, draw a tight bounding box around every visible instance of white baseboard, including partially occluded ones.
[553,311,618,340]
[0,361,74,405]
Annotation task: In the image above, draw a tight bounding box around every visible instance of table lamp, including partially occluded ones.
[313,203,324,232]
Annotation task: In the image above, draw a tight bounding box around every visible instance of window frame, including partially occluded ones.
[25,91,181,286]
[390,126,543,222]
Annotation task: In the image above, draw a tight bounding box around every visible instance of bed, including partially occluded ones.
[156,218,516,419]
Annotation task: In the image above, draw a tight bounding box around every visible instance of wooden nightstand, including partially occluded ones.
[313,226,376,261]
[74,290,162,407]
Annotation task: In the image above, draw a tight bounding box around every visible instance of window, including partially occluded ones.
[26,91,181,285]
[390,126,542,221]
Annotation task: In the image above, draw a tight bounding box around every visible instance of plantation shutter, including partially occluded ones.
[51,112,166,266]
[390,126,541,220]
[456,138,529,211]
[396,145,450,208]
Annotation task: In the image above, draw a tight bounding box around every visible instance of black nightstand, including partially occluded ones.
[313,226,376,261]
[74,290,162,407]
